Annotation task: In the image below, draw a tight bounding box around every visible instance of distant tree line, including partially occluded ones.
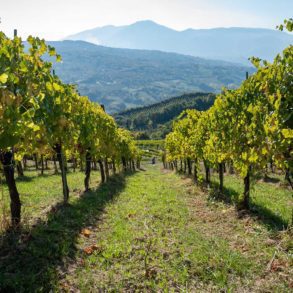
[114,93,215,139]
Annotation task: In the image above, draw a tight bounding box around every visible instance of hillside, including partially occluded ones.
[114,92,215,138]
[65,20,293,65]
[48,40,251,113]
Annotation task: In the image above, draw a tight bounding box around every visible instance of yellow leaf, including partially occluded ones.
[281,129,293,139]
[249,151,258,163]
[53,82,61,91]
[46,82,53,91]
[241,152,247,160]
[247,104,254,113]
[14,153,23,161]
[55,96,61,104]
[27,122,40,132]
[0,73,8,84]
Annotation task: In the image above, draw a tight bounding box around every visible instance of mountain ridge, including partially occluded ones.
[65,20,293,65]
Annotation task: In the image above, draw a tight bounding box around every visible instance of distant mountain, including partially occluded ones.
[65,20,293,65]
[114,92,215,139]
[49,40,252,113]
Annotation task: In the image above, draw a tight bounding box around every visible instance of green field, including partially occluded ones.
[0,164,292,291]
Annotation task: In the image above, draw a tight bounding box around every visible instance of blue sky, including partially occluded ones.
[1,0,292,40]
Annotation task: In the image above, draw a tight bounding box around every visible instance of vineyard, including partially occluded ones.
[0,20,292,292]
[165,20,292,212]
[0,31,140,228]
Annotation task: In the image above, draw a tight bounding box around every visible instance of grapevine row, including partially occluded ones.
[164,20,292,209]
[0,32,140,227]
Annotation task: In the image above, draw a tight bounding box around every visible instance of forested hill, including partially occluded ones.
[46,40,252,113]
[114,92,215,139]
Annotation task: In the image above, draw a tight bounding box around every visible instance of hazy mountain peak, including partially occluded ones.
[129,19,173,30]
[132,19,158,26]
[65,20,293,65]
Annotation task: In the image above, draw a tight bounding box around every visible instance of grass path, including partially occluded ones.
[59,165,292,292]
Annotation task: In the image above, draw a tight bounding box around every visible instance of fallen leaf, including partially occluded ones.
[83,246,93,255]
[81,228,92,237]
[83,244,102,255]
[270,259,287,272]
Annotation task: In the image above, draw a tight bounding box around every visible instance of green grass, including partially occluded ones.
[0,164,292,291]
[72,166,253,291]
[135,139,164,146]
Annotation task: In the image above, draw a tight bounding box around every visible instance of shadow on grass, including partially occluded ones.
[209,180,289,231]
[208,181,240,204]
[262,175,281,184]
[0,171,135,292]
[247,202,289,231]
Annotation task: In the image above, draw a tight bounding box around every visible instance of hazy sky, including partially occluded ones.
[1,0,292,40]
